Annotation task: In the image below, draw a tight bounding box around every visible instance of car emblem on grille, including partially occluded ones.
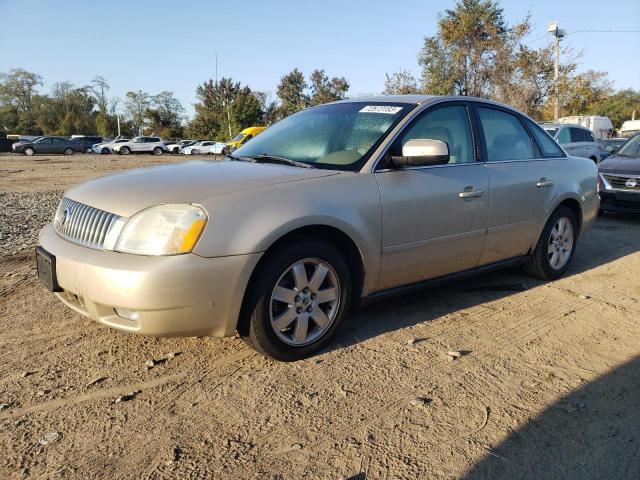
[61,208,69,226]
[625,178,638,188]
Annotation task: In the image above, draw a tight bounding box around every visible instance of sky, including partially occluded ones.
[1,0,639,118]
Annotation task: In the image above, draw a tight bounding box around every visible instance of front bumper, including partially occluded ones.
[600,190,640,213]
[38,224,262,337]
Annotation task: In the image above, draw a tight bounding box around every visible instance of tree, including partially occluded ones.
[383,69,419,95]
[562,70,614,117]
[276,68,309,118]
[146,91,184,138]
[254,91,279,125]
[0,69,43,134]
[309,69,349,106]
[419,0,510,97]
[124,90,151,135]
[587,88,640,129]
[188,78,264,140]
[91,76,110,114]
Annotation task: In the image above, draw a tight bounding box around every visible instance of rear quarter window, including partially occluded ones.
[525,119,565,158]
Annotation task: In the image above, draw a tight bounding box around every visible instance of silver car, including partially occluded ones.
[36,96,599,360]
[542,123,601,163]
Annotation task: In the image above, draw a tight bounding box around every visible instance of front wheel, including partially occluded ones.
[120,146,130,155]
[192,149,199,155]
[153,147,163,156]
[101,147,110,154]
[239,238,351,361]
[85,147,92,153]
[24,147,34,156]
[525,205,577,280]
[63,148,73,156]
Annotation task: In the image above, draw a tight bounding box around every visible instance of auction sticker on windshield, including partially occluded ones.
[359,105,403,114]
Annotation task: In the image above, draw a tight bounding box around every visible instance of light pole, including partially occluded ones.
[548,21,566,122]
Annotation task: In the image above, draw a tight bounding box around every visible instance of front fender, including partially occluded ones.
[194,172,383,296]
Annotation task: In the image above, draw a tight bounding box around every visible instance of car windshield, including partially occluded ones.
[616,135,640,158]
[232,133,245,142]
[233,102,412,170]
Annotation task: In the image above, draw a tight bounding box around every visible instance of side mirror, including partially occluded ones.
[391,139,450,168]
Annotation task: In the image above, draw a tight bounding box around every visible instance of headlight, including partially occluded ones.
[115,204,207,255]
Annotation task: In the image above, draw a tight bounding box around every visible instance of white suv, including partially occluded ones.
[541,124,601,163]
[113,136,168,155]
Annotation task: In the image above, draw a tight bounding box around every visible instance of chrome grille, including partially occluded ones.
[54,197,122,249]
[602,174,640,191]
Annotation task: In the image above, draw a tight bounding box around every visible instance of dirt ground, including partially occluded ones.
[1,153,639,479]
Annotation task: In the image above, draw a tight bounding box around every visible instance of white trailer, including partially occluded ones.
[620,120,640,138]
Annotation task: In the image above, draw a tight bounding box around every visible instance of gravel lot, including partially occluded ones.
[1,153,639,479]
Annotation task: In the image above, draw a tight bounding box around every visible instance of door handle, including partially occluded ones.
[458,187,484,198]
[536,178,554,188]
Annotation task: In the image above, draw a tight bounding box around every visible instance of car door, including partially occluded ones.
[37,138,54,154]
[375,102,490,290]
[51,138,67,153]
[475,106,561,264]
[130,137,145,152]
[556,127,572,154]
[569,127,590,158]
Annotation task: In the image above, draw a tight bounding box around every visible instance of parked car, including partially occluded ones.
[166,140,196,154]
[92,138,131,154]
[183,141,225,155]
[36,95,599,361]
[112,136,168,155]
[558,115,613,140]
[598,133,640,213]
[598,138,627,159]
[541,123,601,162]
[71,136,105,153]
[224,126,266,153]
[0,137,18,152]
[13,136,84,156]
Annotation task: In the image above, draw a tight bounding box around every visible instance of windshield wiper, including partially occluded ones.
[250,153,314,169]
[224,153,255,162]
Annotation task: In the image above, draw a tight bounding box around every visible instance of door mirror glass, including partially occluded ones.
[392,139,450,168]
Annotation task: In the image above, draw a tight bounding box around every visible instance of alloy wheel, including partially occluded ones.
[548,216,574,270]
[269,258,341,346]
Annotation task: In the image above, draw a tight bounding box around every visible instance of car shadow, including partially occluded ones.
[460,355,640,479]
[334,214,640,348]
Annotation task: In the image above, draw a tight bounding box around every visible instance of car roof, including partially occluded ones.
[330,94,529,114]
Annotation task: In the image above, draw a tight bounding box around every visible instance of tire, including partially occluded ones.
[120,146,130,155]
[173,147,179,154]
[239,238,352,361]
[589,156,598,163]
[63,148,74,156]
[192,149,200,155]
[153,147,163,156]
[525,205,577,280]
[101,147,110,155]
[85,147,92,153]
[24,147,34,156]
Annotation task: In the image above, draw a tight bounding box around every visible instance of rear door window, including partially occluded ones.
[570,128,587,142]
[477,107,535,161]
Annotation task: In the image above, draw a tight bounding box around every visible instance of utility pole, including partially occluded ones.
[548,21,566,122]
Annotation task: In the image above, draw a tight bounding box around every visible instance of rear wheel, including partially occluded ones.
[153,147,163,155]
[24,147,34,156]
[63,148,73,156]
[239,238,351,361]
[101,147,110,154]
[173,147,179,154]
[525,206,577,280]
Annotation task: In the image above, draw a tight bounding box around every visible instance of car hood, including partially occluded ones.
[65,160,340,217]
[598,155,640,175]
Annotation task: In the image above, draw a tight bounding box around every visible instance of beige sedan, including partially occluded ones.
[36,95,600,360]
